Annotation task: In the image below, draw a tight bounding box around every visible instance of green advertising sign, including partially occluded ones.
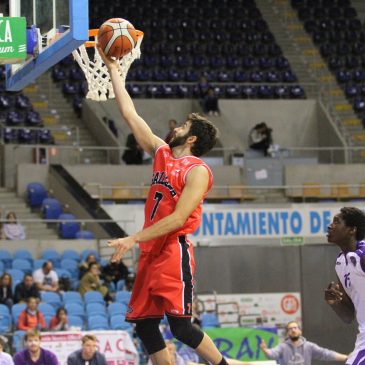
[205,327,279,361]
[0,17,27,64]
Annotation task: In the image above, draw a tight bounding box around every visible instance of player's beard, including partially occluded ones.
[169,133,189,149]
[290,335,300,342]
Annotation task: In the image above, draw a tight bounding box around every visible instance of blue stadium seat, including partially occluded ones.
[116,280,126,292]
[13,330,26,352]
[84,291,104,304]
[54,268,72,280]
[12,259,32,274]
[65,303,85,320]
[41,292,62,309]
[12,303,26,324]
[33,259,46,270]
[60,259,79,279]
[87,315,109,330]
[109,314,133,331]
[75,230,95,240]
[63,291,83,305]
[38,303,56,317]
[115,290,131,305]
[14,249,33,262]
[61,250,81,262]
[58,213,80,239]
[0,304,11,332]
[0,250,12,269]
[68,315,85,329]
[86,302,107,316]
[41,198,63,220]
[108,302,127,317]
[8,269,24,282]
[41,249,60,267]
[27,182,48,208]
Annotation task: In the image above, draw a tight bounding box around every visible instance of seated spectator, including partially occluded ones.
[197,76,210,98]
[249,122,273,156]
[147,341,185,365]
[79,263,111,302]
[67,334,107,365]
[13,329,58,365]
[0,336,13,365]
[17,297,46,331]
[79,254,97,279]
[102,260,129,287]
[164,119,177,143]
[33,261,59,292]
[1,211,25,240]
[122,133,143,165]
[14,273,40,303]
[49,307,69,331]
[102,116,118,138]
[0,273,13,309]
[203,87,220,116]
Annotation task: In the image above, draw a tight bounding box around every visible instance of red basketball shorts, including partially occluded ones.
[126,235,195,322]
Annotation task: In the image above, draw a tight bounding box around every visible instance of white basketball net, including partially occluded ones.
[72,34,143,101]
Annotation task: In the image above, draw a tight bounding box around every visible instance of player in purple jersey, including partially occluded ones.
[325,207,365,365]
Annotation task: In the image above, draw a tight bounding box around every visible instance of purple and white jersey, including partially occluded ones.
[335,241,365,364]
[335,241,365,333]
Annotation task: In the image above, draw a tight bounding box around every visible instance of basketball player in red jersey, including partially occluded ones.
[97,45,229,365]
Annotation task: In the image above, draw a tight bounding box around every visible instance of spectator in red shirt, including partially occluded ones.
[49,307,69,331]
[17,297,46,331]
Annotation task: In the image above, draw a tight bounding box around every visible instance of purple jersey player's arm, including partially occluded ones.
[108,166,209,261]
[97,45,166,156]
[324,275,355,324]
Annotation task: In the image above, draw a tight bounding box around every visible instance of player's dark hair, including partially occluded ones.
[187,113,218,157]
[340,207,365,240]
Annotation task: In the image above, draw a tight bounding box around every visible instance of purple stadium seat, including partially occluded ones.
[242,57,257,69]
[16,95,32,110]
[354,99,365,113]
[143,55,158,68]
[146,85,163,98]
[6,111,24,125]
[184,70,199,82]
[218,71,232,82]
[290,85,305,98]
[274,86,290,98]
[127,85,145,98]
[328,56,343,70]
[233,71,248,82]
[176,85,192,98]
[242,86,258,98]
[152,70,168,82]
[226,57,240,69]
[266,71,281,83]
[258,85,274,99]
[0,96,12,109]
[160,55,174,68]
[176,55,191,68]
[26,111,42,126]
[336,70,352,83]
[353,70,365,82]
[282,70,298,83]
[225,85,240,98]
[168,70,182,82]
[18,129,35,144]
[250,71,265,83]
[3,128,18,143]
[345,85,359,98]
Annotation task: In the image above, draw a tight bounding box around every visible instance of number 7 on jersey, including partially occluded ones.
[150,191,163,220]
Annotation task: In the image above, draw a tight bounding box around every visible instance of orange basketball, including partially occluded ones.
[98,18,139,58]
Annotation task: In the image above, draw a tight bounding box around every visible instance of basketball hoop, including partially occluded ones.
[72,29,144,101]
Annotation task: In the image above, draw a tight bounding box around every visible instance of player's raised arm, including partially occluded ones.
[97,45,165,156]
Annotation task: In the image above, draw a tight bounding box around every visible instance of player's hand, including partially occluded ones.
[96,44,118,70]
[260,340,267,351]
[324,281,343,305]
[108,236,136,262]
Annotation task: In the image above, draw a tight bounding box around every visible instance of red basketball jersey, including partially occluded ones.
[139,144,213,254]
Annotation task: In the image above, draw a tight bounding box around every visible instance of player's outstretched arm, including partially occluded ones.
[97,45,165,155]
[108,166,209,261]
[324,280,355,324]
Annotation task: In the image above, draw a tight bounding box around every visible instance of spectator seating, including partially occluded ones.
[80,249,99,262]
[0,304,11,332]
[13,330,26,352]
[13,249,33,263]
[0,250,12,269]
[41,198,63,220]
[84,291,104,304]
[65,302,86,320]
[58,213,80,239]
[38,303,56,317]
[62,291,83,305]
[12,259,32,274]
[109,314,133,331]
[61,250,81,262]
[27,182,48,208]
[40,292,62,309]
[86,302,107,316]
[107,302,128,317]
[87,315,109,330]
[41,249,61,266]
[115,290,131,305]
[75,230,95,239]
[68,315,85,329]
[8,269,24,283]
[33,259,47,270]
[11,303,26,325]
[60,259,79,279]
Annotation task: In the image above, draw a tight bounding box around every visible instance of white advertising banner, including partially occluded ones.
[199,292,301,333]
[41,331,138,365]
[103,203,363,240]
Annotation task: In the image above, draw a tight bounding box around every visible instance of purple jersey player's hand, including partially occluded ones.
[324,281,343,305]
[108,236,136,262]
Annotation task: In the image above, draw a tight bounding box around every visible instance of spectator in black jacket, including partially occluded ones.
[102,260,129,287]
[67,334,107,365]
[122,133,143,165]
[0,273,13,309]
[14,274,40,304]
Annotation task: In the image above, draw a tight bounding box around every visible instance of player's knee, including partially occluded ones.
[167,316,204,349]
[135,319,166,355]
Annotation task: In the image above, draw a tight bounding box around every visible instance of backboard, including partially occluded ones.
[5,0,89,91]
